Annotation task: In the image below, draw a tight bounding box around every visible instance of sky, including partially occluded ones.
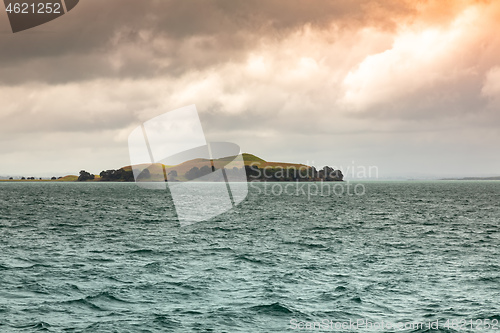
[0,0,499,179]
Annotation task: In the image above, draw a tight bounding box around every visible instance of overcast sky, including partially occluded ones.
[1,0,499,179]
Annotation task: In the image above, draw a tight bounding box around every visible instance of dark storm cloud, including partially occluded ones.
[0,0,416,84]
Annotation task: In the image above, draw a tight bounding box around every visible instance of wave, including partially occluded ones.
[88,257,115,262]
[10,321,52,330]
[475,314,500,321]
[351,296,363,303]
[7,263,53,270]
[250,302,295,316]
[57,291,133,312]
[129,249,155,254]
[60,298,106,311]
[209,246,234,252]
[302,242,329,249]
[85,291,132,304]
[211,226,239,232]
[477,276,500,282]
[235,254,265,264]
[152,314,182,329]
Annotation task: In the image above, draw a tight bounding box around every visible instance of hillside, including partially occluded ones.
[106,153,342,182]
[4,153,343,182]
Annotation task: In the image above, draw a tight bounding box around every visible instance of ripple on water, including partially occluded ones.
[0,182,499,332]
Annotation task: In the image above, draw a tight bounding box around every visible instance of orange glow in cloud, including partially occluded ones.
[340,0,500,111]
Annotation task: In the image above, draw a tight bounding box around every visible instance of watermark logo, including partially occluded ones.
[4,0,79,33]
[128,105,248,226]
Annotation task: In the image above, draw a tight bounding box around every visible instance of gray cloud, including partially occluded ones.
[0,0,417,84]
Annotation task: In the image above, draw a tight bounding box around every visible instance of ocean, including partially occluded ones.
[0,181,499,332]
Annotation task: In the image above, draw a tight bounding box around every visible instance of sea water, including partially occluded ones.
[0,181,499,332]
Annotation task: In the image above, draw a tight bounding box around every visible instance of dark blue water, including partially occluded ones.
[0,181,499,332]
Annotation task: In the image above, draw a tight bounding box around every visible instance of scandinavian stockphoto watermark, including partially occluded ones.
[249,180,366,200]
[127,105,249,226]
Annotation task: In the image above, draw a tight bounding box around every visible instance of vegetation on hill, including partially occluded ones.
[99,168,134,182]
[78,170,95,181]
[73,153,343,182]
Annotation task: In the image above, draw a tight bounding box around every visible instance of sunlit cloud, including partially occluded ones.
[339,4,487,111]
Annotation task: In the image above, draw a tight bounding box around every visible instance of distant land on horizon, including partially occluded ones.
[442,176,500,181]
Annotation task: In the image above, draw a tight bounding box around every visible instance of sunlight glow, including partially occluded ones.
[340,4,483,110]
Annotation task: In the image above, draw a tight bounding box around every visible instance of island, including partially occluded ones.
[3,154,344,182]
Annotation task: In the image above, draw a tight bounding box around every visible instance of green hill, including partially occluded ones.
[242,153,266,163]
[9,152,342,182]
